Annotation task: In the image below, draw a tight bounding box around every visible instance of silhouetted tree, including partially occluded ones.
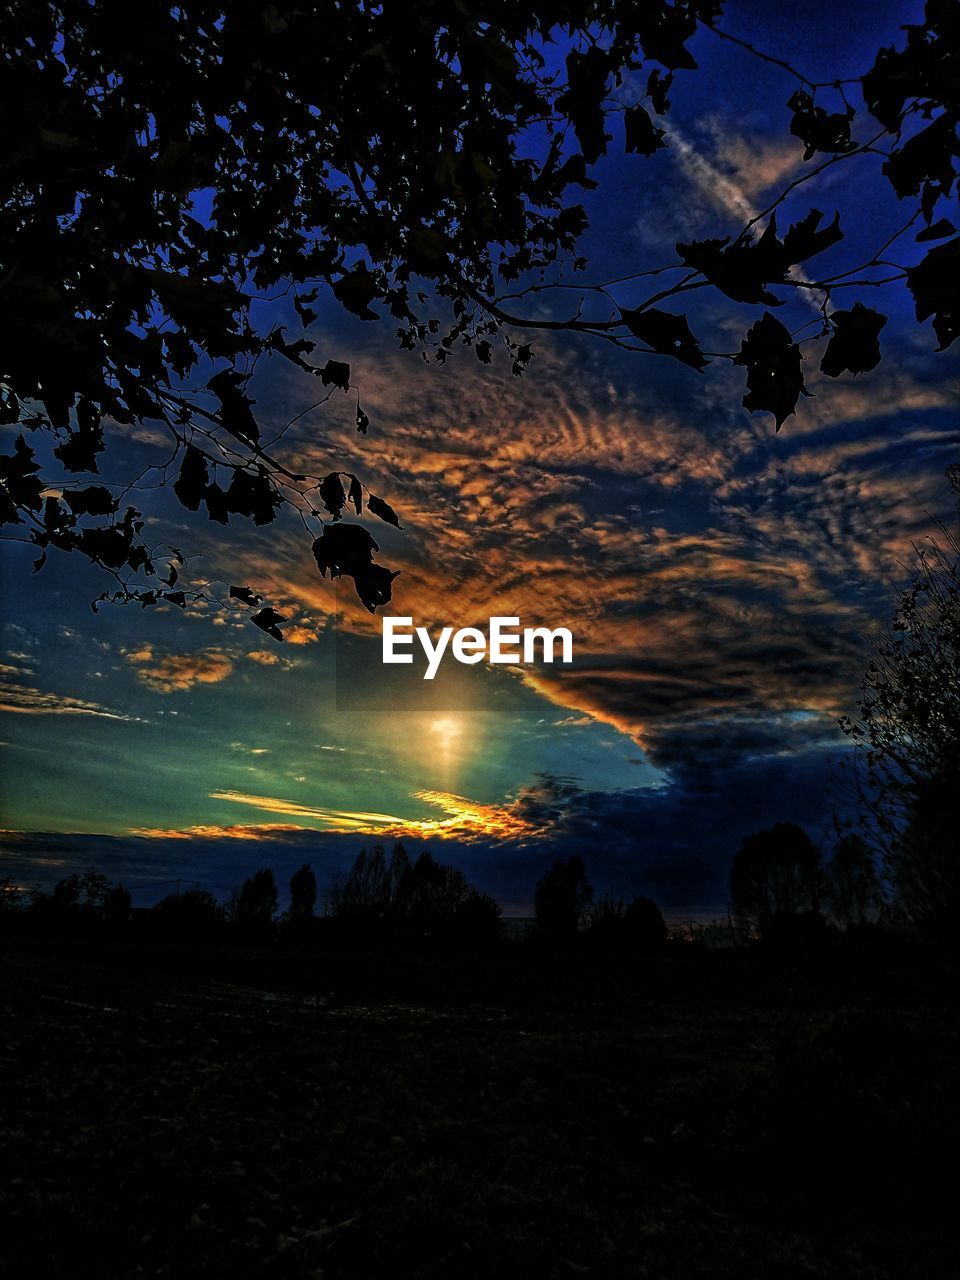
[585,893,666,954]
[730,824,823,940]
[103,883,132,929]
[623,895,668,954]
[0,877,25,914]
[839,527,960,941]
[535,856,594,943]
[24,866,127,935]
[4,3,957,628]
[0,877,26,938]
[231,869,278,940]
[329,842,410,922]
[329,842,498,945]
[289,863,318,921]
[453,888,503,949]
[827,836,880,931]
[153,889,225,941]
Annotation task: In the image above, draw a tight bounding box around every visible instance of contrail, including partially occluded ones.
[666,125,828,315]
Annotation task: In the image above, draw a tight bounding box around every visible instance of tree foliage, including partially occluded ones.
[534,855,594,941]
[233,868,279,930]
[289,863,318,922]
[729,823,823,939]
[2,2,958,627]
[329,841,501,945]
[839,526,960,940]
[826,836,880,931]
[585,892,666,953]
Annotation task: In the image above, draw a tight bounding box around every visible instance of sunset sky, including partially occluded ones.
[1,0,956,916]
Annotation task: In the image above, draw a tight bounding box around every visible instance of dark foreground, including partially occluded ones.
[1,938,957,1279]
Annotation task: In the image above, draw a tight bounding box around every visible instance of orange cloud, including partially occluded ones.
[126,647,234,693]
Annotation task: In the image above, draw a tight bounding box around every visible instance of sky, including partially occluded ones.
[1,0,957,916]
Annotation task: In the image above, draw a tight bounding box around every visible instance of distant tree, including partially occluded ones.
[232,868,278,939]
[329,842,498,945]
[585,893,666,954]
[0,877,26,937]
[329,842,409,922]
[396,851,468,930]
[289,863,318,921]
[3,3,957,631]
[535,856,594,943]
[454,888,503,949]
[0,877,25,911]
[153,888,225,941]
[623,895,668,954]
[730,824,823,940]
[839,526,960,940]
[103,883,132,928]
[827,836,880,931]
[26,865,124,933]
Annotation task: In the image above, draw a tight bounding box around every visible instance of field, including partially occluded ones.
[1,938,957,1278]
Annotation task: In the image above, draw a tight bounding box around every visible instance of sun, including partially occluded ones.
[430,717,463,756]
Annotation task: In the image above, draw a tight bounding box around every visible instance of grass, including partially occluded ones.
[1,937,957,1278]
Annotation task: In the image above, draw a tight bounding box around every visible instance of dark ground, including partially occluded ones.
[1,938,957,1279]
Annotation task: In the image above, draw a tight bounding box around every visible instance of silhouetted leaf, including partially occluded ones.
[916,217,956,242]
[321,360,351,391]
[251,607,286,641]
[678,211,842,306]
[173,446,209,512]
[0,435,44,522]
[559,47,610,165]
[637,4,700,69]
[78,527,135,570]
[332,262,380,320]
[647,69,673,114]
[347,474,363,515]
[820,304,887,377]
[293,288,319,327]
[906,236,960,349]
[266,327,316,370]
[63,486,120,517]
[624,105,666,156]
[781,209,843,263]
[788,90,856,161]
[353,564,400,613]
[367,494,402,527]
[207,370,259,443]
[734,312,807,429]
[225,469,282,525]
[230,585,262,606]
[0,386,20,424]
[620,308,708,369]
[311,524,379,579]
[54,399,104,473]
[319,472,347,520]
[311,522,397,610]
[884,113,960,199]
[204,483,231,524]
[356,405,370,435]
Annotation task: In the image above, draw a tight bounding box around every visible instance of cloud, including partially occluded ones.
[0,747,846,916]
[219,327,956,780]
[130,822,307,841]
[125,646,235,693]
[246,649,298,668]
[0,680,135,721]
